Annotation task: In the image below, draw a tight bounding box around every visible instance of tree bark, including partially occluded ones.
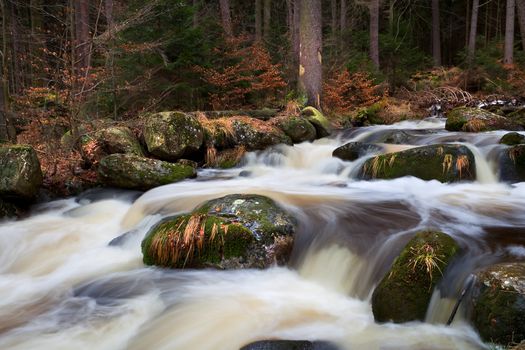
[340,0,346,49]
[8,2,21,93]
[0,0,9,142]
[331,0,337,38]
[467,0,479,62]
[219,0,233,38]
[293,0,300,63]
[263,0,271,41]
[504,0,515,64]
[255,0,262,42]
[75,0,90,71]
[517,0,525,50]
[299,0,322,109]
[369,0,380,68]
[432,0,441,66]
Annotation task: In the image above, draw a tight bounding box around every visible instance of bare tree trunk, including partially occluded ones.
[369,0,380,68]
[255,0,262,42]
[8,2,21,93]
[517,0,525,50]
[293,0,300,63]
[263,0,271,41]
[467,0,479,62]
[219,0,233,37]
[0,0,10,142]
[504,0,515,64]
[299,0,322,109]
[432,0,441,66]
[340,0,346,49]
[105,0,117,119]
[331,0,337,39]
[75,0,90,71]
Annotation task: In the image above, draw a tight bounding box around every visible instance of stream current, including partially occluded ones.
[1,118,524,350]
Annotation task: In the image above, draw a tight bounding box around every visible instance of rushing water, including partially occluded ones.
[1,118,524,350]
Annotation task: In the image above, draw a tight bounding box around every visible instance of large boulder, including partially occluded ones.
[445,107,523,132]
[359,144,476,183]
[470,263,525,345]
[142,194,297,269]
[97,154,196,190]
[498,145,525,183]
[372,230,460,323]
[143,111,204,160]
[500,132,525,146]
[274,116,317,143]
[231,117,292,151]
[0,145,43,199]
[301,107,331,138]
[332,142,383,161]
[95,126,144,156]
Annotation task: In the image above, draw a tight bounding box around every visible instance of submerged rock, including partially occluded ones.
[231,117,292,150]
[301,107,331,138]
[240,340,340,350]
[95,126,144,156]
[143,111,204,160]
[470,263,525,345]
[499,132,525,146]
[498,145,525,183]
[372,230,460,323]
[332,142,383,161]
[0,199,20,219]
[274,116,317,143]
[141,194,297,269]
[0,145,43,199]
[98,154,196,190]
[445,107,522,132]
[359,144,476,183]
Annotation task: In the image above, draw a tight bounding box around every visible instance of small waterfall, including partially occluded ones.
[461,143,498,184]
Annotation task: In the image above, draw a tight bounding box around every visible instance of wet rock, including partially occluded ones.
[508,108,525,128]
[0,145,43,199]
[0,198,20,219]
[274,116,317,143]
[232,117,292,151]
[470,262,525,345]
[95,126,144,156]
[359,144,476,183]
[215,147,246,169]
[498,145,525,183]
[332,142,383,161]
[240,340,340,350]
[373,130,417,144]
[372,230,460,323]
[301,107,331,138]
[499,132,525,146]
[98,154,196,191]
[143,111,204,160]
[141,194,297,269]
[445,107,523,132]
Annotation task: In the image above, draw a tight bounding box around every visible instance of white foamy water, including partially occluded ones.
[1,119,524,349]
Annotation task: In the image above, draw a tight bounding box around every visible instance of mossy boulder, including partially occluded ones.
[445,107,523,132]
[498,145,525,183]
[231,117,292,151]
[301,107,331,137]
[359,144,476,183]
[240,340,339,350]
[332,142,383,161]
[214,147,246,169]
[97,154,196,190]
[142,194,297,269]
[508,108,525,128]
[371,230,460,323]
[373,130,417,144]
[0,145,43,199]
[500,132,525,146]
[95,126,144,156]
[274,116,317,143]
[143,111,204,160]
[470,263,525,345]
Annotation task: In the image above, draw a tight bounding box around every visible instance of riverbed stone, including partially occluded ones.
[445,107,522,132]
[301,107,331,137]
[332,142,383,161]
[372,230,460,323]
[98,153,196,190]
[240,340,340,350]
[231,117,292,150]
[274,116,317,143]
[359,144,476,182]
[499,132,525,146]
[95,126,144,156]
[498,145,525,183]
[470,262,525,345]
[0,145,43,199]
[141,194,297,269]
[143,111,204,160]
[0,199,19,219]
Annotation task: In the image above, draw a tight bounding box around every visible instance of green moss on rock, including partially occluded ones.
[98,153,196,190]
[500,132,525,146]
[332,142,383,161]
[275,116,317,143]
[0,199,20,219]
[499,145,525,183]
[372,230,460,323]
[301,107,332,137]
[95,126,144,156]
[445,107,523,132]
[0,145,43,199]
[231,117,292,150]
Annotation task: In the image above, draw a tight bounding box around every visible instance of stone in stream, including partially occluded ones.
[95,126,145,156]
[445,107,523,132]
[240,340,340,350]
[143,111,204,160]
[141,194,297,269]
[0,198,20,219]
[274,116,317,143]
[372,230,460,323]
[97,154,196,191]
[332,142,383,161]
[231,117,292,151]
[469,262,525,346]
[0,145,43,199]
[358,144,476,183]
[499,132,525,146]
[498,145,525,183]
[301,107,332,138]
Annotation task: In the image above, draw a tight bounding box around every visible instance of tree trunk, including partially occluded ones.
[8,2,21,93]
[432,0,441,66]
[0,0,9,142]
[504,0,515,64]
[340,0,346,49]
[467,0,479,62]
[255,0,262,42]
[192,0,199,28]
[75,0,90,71]
[517,0,525,50]
[299,0,322,109]
[219,0,233,37]
[263,0,271,41]
[369,0,380,68]
[331,0,337,38]
[293,0,300,63]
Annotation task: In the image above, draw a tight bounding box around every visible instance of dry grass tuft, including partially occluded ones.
[442,154,453,174]
[455,155,470,179]
[408,243,445,284]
